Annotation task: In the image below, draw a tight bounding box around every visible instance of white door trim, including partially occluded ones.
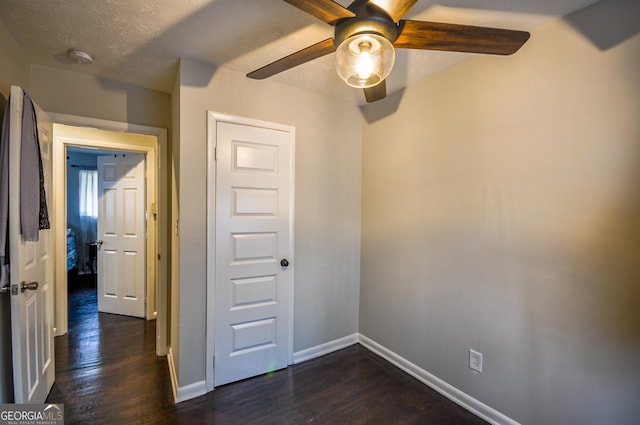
[50,113,168,356]
[205,112,295,392]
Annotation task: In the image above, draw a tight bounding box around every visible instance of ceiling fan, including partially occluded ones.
[247,0,530,103]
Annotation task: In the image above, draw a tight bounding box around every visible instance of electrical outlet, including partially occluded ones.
[469,349,483,373]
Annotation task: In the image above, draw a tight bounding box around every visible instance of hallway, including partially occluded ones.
[46,281,173,423]
[47,281,486,424]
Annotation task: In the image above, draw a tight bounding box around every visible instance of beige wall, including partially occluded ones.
[28,65,174,350]
[0,18,29,98]
[29,64,171,129]
[173,60,362,387]
[359,0,640,423]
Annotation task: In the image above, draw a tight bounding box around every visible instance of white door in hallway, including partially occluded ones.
[7,86,55,403]
[212,116,294,387]
[97,153,146,318]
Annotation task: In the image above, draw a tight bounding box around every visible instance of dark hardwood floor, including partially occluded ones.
[47,278,487,425]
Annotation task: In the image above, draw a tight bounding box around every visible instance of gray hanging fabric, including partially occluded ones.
[0,96,10,287]
[20,91,50,242]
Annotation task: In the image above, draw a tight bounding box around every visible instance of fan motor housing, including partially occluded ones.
[334,3,398,46]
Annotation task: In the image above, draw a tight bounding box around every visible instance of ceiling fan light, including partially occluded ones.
[335,33,394,88]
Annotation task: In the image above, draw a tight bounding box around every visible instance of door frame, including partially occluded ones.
[51,113,168,356]
[205,112,295,392]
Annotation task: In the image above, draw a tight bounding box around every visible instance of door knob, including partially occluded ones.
[280,259,289,267]
[20,281,38,293]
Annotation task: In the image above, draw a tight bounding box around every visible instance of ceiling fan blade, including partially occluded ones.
[369,0,417,22]
[247,38,337,80]
[394,20,530,55]
[364,80,386,103]
[283,0,355,25]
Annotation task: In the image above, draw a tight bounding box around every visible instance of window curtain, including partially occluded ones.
[78,169,97,273]
[79,169,97,218]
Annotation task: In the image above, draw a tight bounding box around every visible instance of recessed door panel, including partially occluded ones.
[41,282,52,372]
[103,189,117,236]
[231,318,277,354]
[232,142,278,173]
[231,233,277,263]
[123,251,138,299]
[39,231,50,260]
[102,163,117,181]
[232,188,277,217]
[232,275,277,309]
[123,188,138,236]
[25,295,38,396]
[122,160,139,179]
[103,250,118,297]
[24,241,36,270]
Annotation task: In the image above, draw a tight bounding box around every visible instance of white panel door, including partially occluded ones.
[214,119,293,387]
[7,86,55,403]
[97,153,146,318]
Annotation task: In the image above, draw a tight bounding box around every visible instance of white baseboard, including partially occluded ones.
[175,380,207,404]
[166,332,517,421]
[292,333,359,364]
[357,334,521,425]
[167,346,207,403]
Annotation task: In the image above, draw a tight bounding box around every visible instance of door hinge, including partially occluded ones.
[212,355,215,369]
[214,147,218,161]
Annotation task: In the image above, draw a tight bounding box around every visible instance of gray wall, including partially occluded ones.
[173,60,362,387]
[0,17,30,404]
[4,2,637,421]
[359,0,640,423]
[169,64,181,378]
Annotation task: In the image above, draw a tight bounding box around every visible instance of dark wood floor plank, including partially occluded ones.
[48,283,487,425]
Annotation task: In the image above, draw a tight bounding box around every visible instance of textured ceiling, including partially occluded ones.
[0,0,599,104]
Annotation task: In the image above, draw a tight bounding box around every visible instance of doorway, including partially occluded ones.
[51,117,168,357]
[206,112,295,390]
[66,147,147,318]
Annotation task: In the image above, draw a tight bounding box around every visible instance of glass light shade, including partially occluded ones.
[335,33,395,88]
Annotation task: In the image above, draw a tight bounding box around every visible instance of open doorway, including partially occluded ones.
[52,118,168,357]
[66,146,147,317]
